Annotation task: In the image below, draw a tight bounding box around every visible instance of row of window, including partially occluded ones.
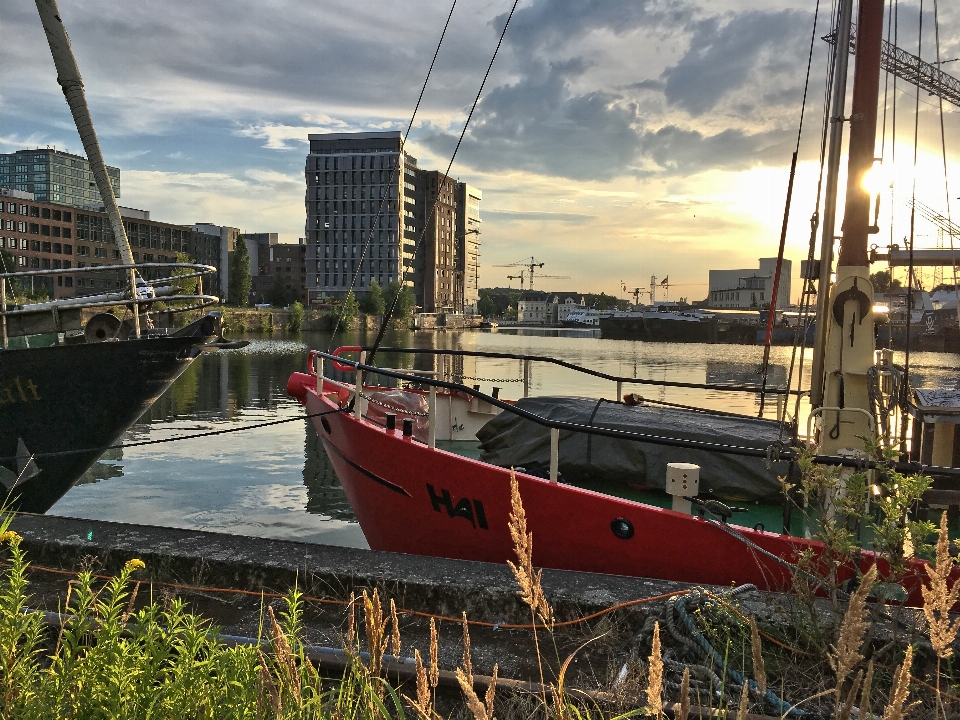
[322,274,397,288]
[1,202,72,221]
[322,259,396,273]
[316,185,392,201]
[9,256,74,271]
[314,155,398,172]
[314,171,399,187]
[316,229,397,244]
[2,219,73,237]
[322,243,397,259]
[0,237,75,254]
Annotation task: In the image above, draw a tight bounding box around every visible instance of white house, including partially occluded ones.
[708,258,792,309]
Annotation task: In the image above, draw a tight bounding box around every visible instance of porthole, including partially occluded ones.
[610,517,634,540]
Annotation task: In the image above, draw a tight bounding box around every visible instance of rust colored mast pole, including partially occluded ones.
[838,0,885,267]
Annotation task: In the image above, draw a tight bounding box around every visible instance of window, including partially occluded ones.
[52,210,61,221]
[64,277,72,287]
[64,260,71,269]
[63,228,71,238]
[29,206,39,218]
[41,208,50,219]
[31,240,40,251]
[63,244,72,255]
[42,241,51,252]
[29,224,39,234]
[63,212,71,222]
[79,246,89,256]
[17,256,26,267]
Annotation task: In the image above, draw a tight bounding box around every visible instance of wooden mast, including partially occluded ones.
[818,0,885,456]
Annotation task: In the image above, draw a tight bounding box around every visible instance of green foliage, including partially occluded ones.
[170,251,196,297]
[288,301,305,333]
[337,291,359,330]
[358,281,385,316]
[259,312,274,333]
[870,270,901,294]
[477,294,497,318]
[229,235,252,307]
[266,272,300,308]
[385,280,414,323]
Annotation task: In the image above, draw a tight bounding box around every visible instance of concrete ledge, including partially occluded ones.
[10,514,696,624]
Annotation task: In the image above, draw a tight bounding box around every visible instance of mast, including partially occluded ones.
[817,0,885,456]
[35,0,142,337]
[810,0,855,408]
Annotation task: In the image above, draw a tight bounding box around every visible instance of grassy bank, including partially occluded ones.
[0,469,957,718]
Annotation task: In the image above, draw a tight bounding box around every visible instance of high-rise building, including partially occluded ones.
[414,170,458,313]
[304,131,413,302]
[192,223,241,300]
[0,149,120,208]
[454,183,481,315]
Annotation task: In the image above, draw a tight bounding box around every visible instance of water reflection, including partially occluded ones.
[54,327,960,546]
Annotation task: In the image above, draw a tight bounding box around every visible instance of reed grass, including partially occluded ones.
[0,491,955,720]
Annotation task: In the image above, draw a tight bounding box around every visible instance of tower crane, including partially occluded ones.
[506,272,526,289]
[495,257,570,290]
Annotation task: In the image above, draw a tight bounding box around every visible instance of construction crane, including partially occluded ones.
[825,22,960,108]
[870,199,960,270]
[624,286,649,307]
[495,257,570,290]
[506,272,526,289]
[650,275,672,303]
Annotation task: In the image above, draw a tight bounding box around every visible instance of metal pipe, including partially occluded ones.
[810,0,855,408]
[1,277,6,350]
[549,427,559,482]
[35,0,141,338]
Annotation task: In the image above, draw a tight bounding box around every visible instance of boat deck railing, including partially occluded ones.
[306,348,960,481]
[0,262,219,348]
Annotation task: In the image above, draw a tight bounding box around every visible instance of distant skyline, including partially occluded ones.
[2,0,958,302]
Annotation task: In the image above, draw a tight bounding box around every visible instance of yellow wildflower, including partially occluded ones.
[124,558,146,573]
[0,531,22,545]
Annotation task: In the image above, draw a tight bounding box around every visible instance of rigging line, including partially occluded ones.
[367,0,520,369]
[790,0,843,426]
[760,0,824,425]
[933,0,959,326]
[901,0,922,453]
[326,0,460,351]
[0,407,348,463]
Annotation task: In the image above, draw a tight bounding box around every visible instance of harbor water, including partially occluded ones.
[54,328,960,548]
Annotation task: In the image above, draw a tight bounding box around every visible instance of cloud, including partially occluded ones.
[661,10,814,116]
[483,209,596,224]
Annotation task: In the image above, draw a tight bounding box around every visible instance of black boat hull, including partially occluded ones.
[0,335,209,513]
[599,315,757,343]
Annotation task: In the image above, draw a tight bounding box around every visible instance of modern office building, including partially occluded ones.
[304,131,411,302]
[0,149,120,208]
[454,183,481,315]
[413,170,458,313]
[707,258,792,309]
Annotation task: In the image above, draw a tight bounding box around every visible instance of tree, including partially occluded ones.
[266,273,298,307]
[229,235,251,306]
[337,291,359,330]
[288,301,305,332]
[359,280,385,316]
[385,280,414,323]
[870,270,901,294]
[477,295,497,318]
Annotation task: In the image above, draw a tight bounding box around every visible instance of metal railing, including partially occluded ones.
[0,262,219,349]
[308,349,960,481]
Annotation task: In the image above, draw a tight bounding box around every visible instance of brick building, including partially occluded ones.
[0,195,224,300]
[254,239,307,305]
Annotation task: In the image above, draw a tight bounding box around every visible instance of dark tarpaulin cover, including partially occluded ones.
[476,397,788,501]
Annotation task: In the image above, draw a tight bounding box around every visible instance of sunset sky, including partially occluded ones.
[3,0,959,302]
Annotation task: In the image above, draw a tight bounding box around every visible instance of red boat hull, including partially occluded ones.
[291,373,953,606]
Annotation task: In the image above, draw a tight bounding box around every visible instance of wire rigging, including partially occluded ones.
[758,0,824,425]
[900,0,923,451]
[367,0,521,369]
[326,0,460,350]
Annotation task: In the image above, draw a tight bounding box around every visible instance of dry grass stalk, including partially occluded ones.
[390,598,401,659]
[748,616,767,697]
[679,666,690,720]
[403,648,434,720]
[830,564,877,703]
[735,683,749,720]
[506,469,554,629]
[484,663,498,720]
[363,589,389,678]
[429,617,439,689]
[257,648,282,715]
[837,669,863,720]
[882,645,916,720]
[455,666,492,720]
[860,660,874,717]
[268,605,301,701]
[121,580,140,624]
[345,591,356,648]
[921,512,960,659]
[461,612,473,683]
[646,621,664,716]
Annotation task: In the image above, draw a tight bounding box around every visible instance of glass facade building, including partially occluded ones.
[0,149,120,208]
